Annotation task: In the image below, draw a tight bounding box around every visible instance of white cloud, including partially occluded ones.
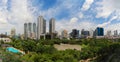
[79,21,96,30]
[39,0,81,19]
[96,0,120,18]
[81,0,94,11]
[9,0,35,23]
[0,18,8,24]
[0,0,36,34]
[69,17,78,24]
[77,12,84,19]
[97,15,118,27]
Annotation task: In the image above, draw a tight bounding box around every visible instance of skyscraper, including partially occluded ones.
[24,23,28,40]
[37,16,46,39]
[43,19,46,34]
[70,29,79,38]
[94,27,104,36]
[33,23,36,39]
[28,23,32,38]
[114,30,118,36]
[81,29,90,38]
[49,18,55,34]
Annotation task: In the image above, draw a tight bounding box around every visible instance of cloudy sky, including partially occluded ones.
[0,0,120,35]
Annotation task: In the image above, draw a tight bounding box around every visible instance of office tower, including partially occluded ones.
[49,18,55,39]
[94,27,104,36]
[11,28,16,37]
[24,23,28,40]
[81,29,90,38]
[33,23,36,39]
[62,30,68,38]
[49,18,55,34]
[107,30,112,36]
[71,29,79,38]
[114,30,118,36]
[89,29,94,37]
[81,29,85,36]
[28,23,32,38]
[43,19,46,34]
[37,16,46,39]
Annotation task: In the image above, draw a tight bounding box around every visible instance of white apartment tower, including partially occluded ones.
[24,23,28,40]
[49,18,55,34]
[37,16,46,39]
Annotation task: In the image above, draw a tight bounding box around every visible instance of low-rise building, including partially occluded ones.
[0,38,11,43]
[0,34,12,43]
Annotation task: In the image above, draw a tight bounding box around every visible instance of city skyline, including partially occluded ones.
[0,0,120,35]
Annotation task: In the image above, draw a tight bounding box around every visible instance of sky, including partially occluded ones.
[0,0,120,35]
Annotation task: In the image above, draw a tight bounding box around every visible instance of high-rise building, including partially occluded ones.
[28,23,32,38]
[49,18,55,34]
[107,30,112,36]
[94,27,104,36]
[114,30,118,36]
[24,22,37,39]
[62,30,68,38]
[49,18,55,39]
[43,19,46,34]
[37,16,46,39]
[24,23,28,40]
[33,23,36,39]
[11,28,16,37]
[89,29,94,37]
[81,29,90,38]
[70,29,79,38]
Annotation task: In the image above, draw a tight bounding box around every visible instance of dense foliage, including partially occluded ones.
[1,38,120,62]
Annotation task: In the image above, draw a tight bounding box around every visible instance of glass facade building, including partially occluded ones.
[94,27,104,36]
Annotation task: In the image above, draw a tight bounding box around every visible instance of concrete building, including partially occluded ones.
[61,30,68,39]
[81,29,90,38]
[37,16,46,39]
[28,22,32,38]
[49,18,55,34]
[11,28,16,37]
[89,30,94,38]
[43,19,46,34]
[107,30,112,36]
[33,23,36,39]
[49,18,55,39]
[70,29,79,39]
[0,38,12,43]
[114,30,118,37]
[0,34,11,43]
[24,23,37,39]
[24,23,28,40]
